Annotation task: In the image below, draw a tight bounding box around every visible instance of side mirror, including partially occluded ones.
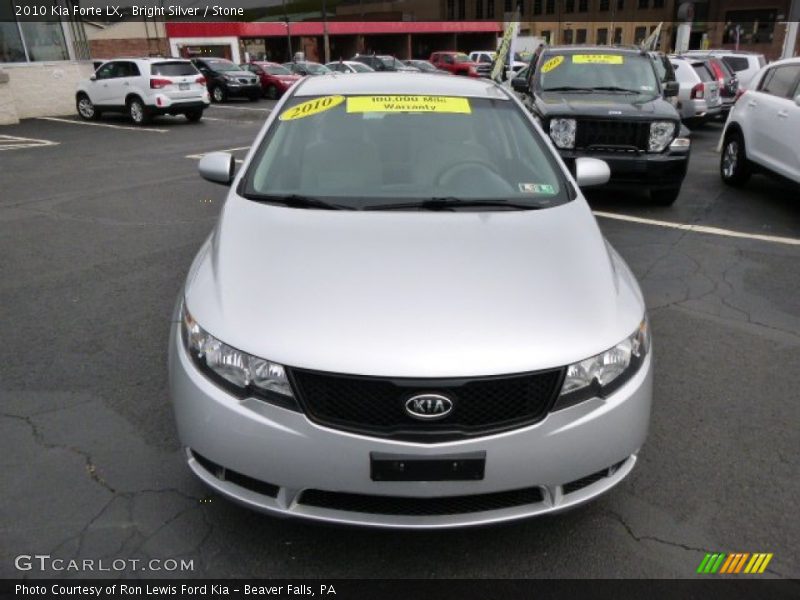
[663,81,679,98]
[89,74,97,81]
[795,94,800,107]
[198,152,235,186]
[575,157,610,188]
[511,76,528,93]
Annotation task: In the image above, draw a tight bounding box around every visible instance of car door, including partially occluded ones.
[749,64,800,179]
[90,61,120,105]
[113,61,140,104]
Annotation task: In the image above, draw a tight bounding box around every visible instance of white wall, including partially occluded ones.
[0,62,95,124]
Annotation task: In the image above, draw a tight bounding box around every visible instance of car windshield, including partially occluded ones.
[413,61,436,72]
[264,64,292,75]
[206,59,239,72]
[151,62,197,76]
[378,56,400,67]
[349,62,373,72]
[453,54,472,63]
[242,95,568,210]
[303,62,330,74]
[538,52,658,95]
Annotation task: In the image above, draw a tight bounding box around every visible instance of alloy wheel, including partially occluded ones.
[722,140,738,179]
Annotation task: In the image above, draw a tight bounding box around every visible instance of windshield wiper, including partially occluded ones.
[242,193,354,211]
[588,86,644,94]
[364,197,550,211]
[542,86,594,93]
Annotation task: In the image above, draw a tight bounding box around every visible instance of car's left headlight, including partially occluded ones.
[649,121,676,153]
[555,318,650,409]
[182,306,296,407]
[549,118,577,149]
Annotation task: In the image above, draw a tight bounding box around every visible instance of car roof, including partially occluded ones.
[293,72,509,99]
[545,45,645,55]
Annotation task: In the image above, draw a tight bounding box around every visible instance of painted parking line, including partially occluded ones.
[37,117,168,133]
[207,104,272,112]
[594,211,800,247]
[0,134,59,150]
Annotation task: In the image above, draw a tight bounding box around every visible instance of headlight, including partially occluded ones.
[549,118,576,149]
[648,121,676,153]
[182,306,295,405]
[556,318,650,409]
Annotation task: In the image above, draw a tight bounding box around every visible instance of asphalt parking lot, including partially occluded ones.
[1,100,798,579]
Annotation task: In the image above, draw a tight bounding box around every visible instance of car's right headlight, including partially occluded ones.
[555,318,650,409]
[549,118,577,149]
[182,305,296,408]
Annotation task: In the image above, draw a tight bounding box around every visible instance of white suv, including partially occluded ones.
[686,50,766,88]
[76,58,210,125]
[720,57,800,187]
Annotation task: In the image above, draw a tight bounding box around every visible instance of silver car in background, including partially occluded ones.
[169,73,653,528]
[671,55,722,123]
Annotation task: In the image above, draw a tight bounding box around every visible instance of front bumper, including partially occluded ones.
[168,319,653,528]
[561,147,690,190]
[224,83,261,97]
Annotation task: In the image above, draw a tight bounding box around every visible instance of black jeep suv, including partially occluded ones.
[513,46,690,205]
[191,57,261,103]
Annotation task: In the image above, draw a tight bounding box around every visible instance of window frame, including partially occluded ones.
[758,65,800,100]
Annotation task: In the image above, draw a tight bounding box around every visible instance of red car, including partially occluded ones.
[429,52,480,77]
[242,61,301,99]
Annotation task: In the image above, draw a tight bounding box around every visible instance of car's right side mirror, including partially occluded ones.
[511,76,528,93]
[795,94,800,107]
[198,152,236,186]
[663,81,679,98]
[575,157,611,188]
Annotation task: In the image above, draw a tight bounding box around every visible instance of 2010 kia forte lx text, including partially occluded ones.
[168,73,653,528]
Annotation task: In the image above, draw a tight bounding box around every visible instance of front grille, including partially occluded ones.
[575,119,650,152]
[289,367,565,442]
[298,487,544,516]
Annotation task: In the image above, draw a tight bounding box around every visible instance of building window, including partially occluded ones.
[505,0,513,11]
[576,28,587,43]
[487,0,495,17]
[597,28,608,44]
[0,1,72,62]
[634,26,647,43]
[459,0,466,18]
[722,10,778,44]
[599,0,609,9]
[638,0,648,8]
[617,0,624,9]
[534,0,542,14]
[565,0,575,13]
[563,29,574,44]
[475,0,483,18]
[613,27,623,44]
[447,0,455,19]
[541,30,551,43]
[545,0,554,14]
[519,0,525,15]
[578,0,588,11]
[653,0,664,6]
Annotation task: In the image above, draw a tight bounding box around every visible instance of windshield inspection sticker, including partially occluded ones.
[279,95,345,121]
[541,56,564,73]
[347,95,471,114]
[519,183,556,195]
[572,54,624,65]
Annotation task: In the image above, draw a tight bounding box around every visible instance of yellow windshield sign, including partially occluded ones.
[541,55,564,73]
[347,95,471,114]
[279,95,345,121]
[572,54,624,65]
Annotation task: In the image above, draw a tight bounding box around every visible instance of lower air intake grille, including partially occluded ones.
[298,487,545,516]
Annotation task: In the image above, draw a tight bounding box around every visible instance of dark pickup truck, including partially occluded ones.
[512,46,691,205]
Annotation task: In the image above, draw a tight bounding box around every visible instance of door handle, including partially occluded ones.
[777,110,788,118]
[123,82,130,87]
[746,100,757,107]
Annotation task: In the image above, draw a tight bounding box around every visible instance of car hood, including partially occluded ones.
[536,92,678,119]
[185,197,645,377]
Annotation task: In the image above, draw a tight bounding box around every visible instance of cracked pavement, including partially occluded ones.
[0,107,798,579]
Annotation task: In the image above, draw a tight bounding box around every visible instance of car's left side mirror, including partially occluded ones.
[199,152,235,186]
[663,81,679,98]
[89,74,97,81]
[575,157,610,188]
[511,76,528,93]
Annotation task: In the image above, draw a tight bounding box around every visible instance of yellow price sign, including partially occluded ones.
[541,55,564,73]
[279,95,345,121]
[572,54,624,65]
[347,95,471,114]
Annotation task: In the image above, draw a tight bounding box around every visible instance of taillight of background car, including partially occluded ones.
[150,78,172,89]
[690,83,705,99]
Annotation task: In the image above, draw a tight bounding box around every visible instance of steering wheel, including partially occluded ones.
[435,160,503,186]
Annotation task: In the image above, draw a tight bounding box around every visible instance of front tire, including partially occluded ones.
[185,108,204,123]
[128,97,150,125]
[720,129,751,187]
[210,86,226,103]
[650,187,681,206]
[265,85,278,99]
[76,94,100,121]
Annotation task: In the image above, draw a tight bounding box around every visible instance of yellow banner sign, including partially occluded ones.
[279,95,345,121]
[572,54,624,65]
[347,95,471,114]
[541,55,564,73]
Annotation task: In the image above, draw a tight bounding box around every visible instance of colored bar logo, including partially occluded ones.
[697,552,773,574]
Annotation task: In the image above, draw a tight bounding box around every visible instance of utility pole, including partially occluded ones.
[781,0,799,58]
